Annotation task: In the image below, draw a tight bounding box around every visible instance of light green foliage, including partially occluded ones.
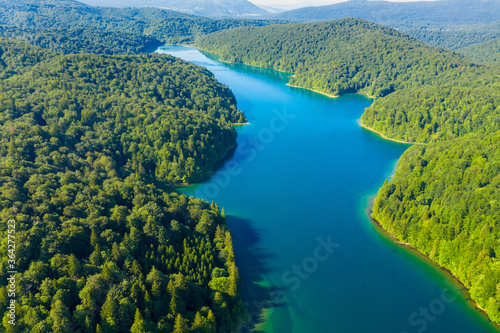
[372,132,500,321]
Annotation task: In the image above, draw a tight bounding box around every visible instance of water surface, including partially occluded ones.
[157,45,498,333]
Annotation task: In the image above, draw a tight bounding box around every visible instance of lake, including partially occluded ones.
[157,45,498,333]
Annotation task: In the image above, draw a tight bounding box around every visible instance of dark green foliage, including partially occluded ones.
[197,19,474,98]
[0,38,244,332]
[274,0,500,63]
[361,68,500,143]
[0,38,245,184]
[372,132,500,322]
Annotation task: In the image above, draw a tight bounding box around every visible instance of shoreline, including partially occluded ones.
[163,43,498,331]
[359,121,425,145]
[193,46,294,74]
[362,123,498,328]
[169,143,237,188]
[367,210,500,330]
[286,83,339,98]
[184,46,383,102]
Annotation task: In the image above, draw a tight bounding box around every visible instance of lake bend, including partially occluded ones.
[156,45,499,333]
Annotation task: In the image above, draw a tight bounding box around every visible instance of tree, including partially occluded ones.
[100,296,119,333]
[49,300,71,333]
[67,254,82,277]
[130,309,153,333]
[173,314,189,333]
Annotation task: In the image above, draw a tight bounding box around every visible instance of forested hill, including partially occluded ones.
[0,37,245,185]
[196,18,500,143]
[0,37,246,331]
[372,131,500,322]
[274,0,500,62]
[276,0,500,27]
[78,0,269,18]
[459,38,500,64]
[0,0,282,54]
[196,18,500,324]
[404,20,500,51]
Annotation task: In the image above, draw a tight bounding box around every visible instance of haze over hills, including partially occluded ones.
[77,0,269,18]
[274,0,500,62]
[275,0,500,26]
[459,37,500,64]
[0,0,281,48]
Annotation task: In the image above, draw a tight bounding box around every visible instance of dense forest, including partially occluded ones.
[197,20,468,97]
[195,18,500,323]
[372,132,500,322]
[77,0,268,18]
[274,0,500,67]
[0,38,247,332]
[405,21,500,51]
[0,26,163,56]
[276,0,500,27]
[459,38,500,64]
[361,68,500,143]
[0,0,282,49]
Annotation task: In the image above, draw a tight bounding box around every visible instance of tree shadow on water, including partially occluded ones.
[226,215,290,332]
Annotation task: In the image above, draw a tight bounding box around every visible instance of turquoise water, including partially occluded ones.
[157,45,498,333]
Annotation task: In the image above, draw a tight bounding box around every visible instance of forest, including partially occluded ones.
[0,38,246,332]
[275,0,500,27]
[2,0,500,329]
[372,132,500,322]
[274,0,500,68]
[458,38,500,64]
[404,21,500,51]
[0,0,282,48]
[0,26,163,56]
[195,18,500,323]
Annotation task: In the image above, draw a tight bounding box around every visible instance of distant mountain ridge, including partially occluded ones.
[77,0,269,17]
[0,0,281,47]
[276,0,500,27]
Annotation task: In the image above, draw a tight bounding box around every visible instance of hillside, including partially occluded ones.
[406,20,500,51]
[195,17,500,323]
[275,0,500,53]
[0,37,246,332]
[196,18,500,143]
[372,132,500,322]
[0,0,281,51]
[0,25,163,55]
[78,0,269,18]
[276,0,500,27]
[459,38,500,64]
